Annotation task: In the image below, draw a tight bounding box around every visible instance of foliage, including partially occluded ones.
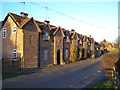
[102,39,107,42]
[113,36,120,49]
[109,50,119,53]
[70,40,76,62]
[2,72,24,80]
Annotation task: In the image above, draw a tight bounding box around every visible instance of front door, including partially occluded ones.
[57,49,60,65]
[38,32,40,67]
[82,48,84,59]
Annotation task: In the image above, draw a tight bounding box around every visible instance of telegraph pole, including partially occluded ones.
[45,6,48,20]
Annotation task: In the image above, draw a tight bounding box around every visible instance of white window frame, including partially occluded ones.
[79,39,82,45]
[44,49,48,61]
[3,28,6,38]
[45,32,49,40]
[65,49,69,58]
[66,36,70,42]
[88,41,91,45]
[12,49,17,58]
[12,26,17,33]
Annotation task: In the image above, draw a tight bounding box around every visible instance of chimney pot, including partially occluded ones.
[71,29,75,32]
[44,20,50,24]
[20,12,28,17]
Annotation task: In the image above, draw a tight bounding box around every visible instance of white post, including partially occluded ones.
[0,28,2,61]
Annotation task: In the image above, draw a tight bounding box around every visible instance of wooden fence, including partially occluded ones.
[112,67,120,89]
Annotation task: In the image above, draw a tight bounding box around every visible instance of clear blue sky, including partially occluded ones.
[1,1,118,43]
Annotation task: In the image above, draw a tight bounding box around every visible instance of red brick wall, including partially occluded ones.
[23,20,39,68]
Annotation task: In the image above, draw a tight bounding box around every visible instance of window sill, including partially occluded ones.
[43,39,50,41]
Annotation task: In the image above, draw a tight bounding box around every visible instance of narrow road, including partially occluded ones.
[3,59,106,88]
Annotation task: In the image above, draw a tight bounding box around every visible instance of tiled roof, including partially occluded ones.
[63,30,70,36]
[0,21,3,29]
[3,12,96,42]
[10,12,27,25]
[50,27,57,35]
[9,12,41,32]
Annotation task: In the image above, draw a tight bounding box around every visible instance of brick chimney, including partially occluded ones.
[71,29,75,32]
[44,20,50,24]
[20,12,28,17]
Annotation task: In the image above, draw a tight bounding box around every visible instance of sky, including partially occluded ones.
[0,0,119,43]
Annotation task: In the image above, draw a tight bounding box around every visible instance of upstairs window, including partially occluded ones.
[3,28,6,38]
[79,39,82,45]
[43,32,50,40]
[66,36,70,43]
[65,49,69,58]
[12,26,17,32]
[30,35,32,45]
[12,49,17,58]
[88,41,91,45]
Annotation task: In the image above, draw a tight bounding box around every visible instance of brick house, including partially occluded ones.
[82,35,88,59]
[1,12,68,69]
[1,12,97,70]
[36,20,55,67]
[63,29,70,64]
[69,30,79,62]
[78,34,84,60]
[1,12,41,68]
[100,41,115,51]
[90,38,95,59]
[38,23,65,66]
[52,26,65,65]
[87,36,95,59]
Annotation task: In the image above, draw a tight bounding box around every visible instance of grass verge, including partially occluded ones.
[109,50,120,54]
[87,80,117,89]
[2,71,24,80]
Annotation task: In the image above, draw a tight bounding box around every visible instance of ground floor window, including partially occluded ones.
[3,28,6,38]
[12,49,17,58]
[65,49,69,58]
[44,49,48,61]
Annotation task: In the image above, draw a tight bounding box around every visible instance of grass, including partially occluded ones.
[87,51,120,89]
[2,71,24,80]
[102,52,120,69]
[88,51,120,89]
[88,80,117,89]
[109,50,120,54]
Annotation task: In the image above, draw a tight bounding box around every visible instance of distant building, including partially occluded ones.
[63,29,70,63]
[100,41,115,51]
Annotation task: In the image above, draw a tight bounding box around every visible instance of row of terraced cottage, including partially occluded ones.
[0,12,101,70]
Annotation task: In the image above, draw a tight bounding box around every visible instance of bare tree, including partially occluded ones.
[113,36,120,49]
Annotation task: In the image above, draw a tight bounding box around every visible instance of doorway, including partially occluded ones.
[82,48,84,59]
[38,32,41,67]
[57,49,60,65]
